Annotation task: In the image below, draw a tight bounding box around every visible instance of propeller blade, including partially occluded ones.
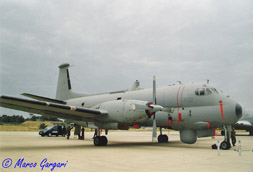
[152,117,157,142]
[152,76,157,142]
[153,76,156,104]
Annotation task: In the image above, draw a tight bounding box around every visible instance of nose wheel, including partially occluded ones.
[220,140,231,150]
[220,125,232,150]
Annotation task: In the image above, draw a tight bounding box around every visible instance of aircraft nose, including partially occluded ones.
[235,103,242,119]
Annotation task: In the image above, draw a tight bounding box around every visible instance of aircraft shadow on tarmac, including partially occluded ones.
[1,139,212,152]
[107,141,211,150]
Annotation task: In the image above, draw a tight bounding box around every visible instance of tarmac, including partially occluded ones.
[0,131,252,172]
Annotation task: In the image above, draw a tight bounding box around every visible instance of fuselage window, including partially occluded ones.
[195,88,212,96]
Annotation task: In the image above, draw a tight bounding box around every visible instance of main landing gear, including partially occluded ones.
[93,128,108,146]
[94,136,108,146]
[158,128,169,143]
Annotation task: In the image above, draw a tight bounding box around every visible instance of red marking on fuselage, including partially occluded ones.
[207,122,211,129]
[176,86,182,123]
[175,113,182,123]
[219,100,225,121]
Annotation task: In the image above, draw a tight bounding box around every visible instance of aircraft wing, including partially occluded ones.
[0,95,108,121]
[236,120,252,126]
[21,93,66,104]
[233,120,253,131]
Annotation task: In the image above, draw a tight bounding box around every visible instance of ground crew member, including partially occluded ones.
[231,128,236,146]
[67,126,73,140]
[81,127,85,138]
[62,126,66,136]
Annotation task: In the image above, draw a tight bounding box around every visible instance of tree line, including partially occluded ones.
[0,114,59,124]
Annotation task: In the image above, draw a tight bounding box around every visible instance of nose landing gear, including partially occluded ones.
[220,125,232,150]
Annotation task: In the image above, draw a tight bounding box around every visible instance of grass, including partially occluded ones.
[0,121,53,131]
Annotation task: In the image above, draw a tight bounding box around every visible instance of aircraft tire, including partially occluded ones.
[220,141,231,150]
[101,136,108,146]
[94,136,108,146]
[94,136,101,146]
[163,135,168,143]
[158,135,168,143]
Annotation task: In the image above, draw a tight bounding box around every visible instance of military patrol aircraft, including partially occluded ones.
[0,63,243,149]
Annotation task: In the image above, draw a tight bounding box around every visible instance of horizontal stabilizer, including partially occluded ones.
[22,93,66,104]
[0,95,108,121]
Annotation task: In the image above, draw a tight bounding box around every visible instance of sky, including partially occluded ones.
[0,0,253,117]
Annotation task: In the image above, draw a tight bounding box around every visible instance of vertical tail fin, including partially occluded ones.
[56,63,86,100]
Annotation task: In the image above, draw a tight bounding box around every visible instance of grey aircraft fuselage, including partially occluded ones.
[67,83,242,131]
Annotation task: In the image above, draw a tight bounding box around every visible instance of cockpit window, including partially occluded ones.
[210,88,218,93]
[206,88,212,95]
[195,87,218,96]
[199,88,205,95]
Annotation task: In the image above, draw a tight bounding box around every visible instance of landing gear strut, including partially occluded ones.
[93,128,108,146]
[158,127,169,143]
[220,125,232,150]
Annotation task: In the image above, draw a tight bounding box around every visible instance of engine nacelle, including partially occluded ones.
[180,129,197,144]
[96,99,161,123]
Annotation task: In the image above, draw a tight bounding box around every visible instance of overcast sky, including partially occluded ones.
[0,0,253,117]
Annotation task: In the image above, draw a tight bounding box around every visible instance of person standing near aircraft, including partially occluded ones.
[66,125,73,139]
[231,128,236,146]
[81,127,85,139]
[62,126,66,136]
